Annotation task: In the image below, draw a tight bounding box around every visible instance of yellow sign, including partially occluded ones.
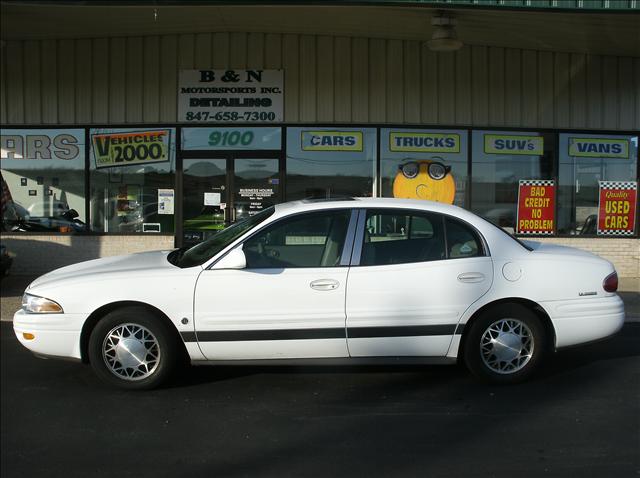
[92,130,171,168]
[484,135,544,155]
[301,131,363,152]
[389,133,460,153]
[569,138,629,158]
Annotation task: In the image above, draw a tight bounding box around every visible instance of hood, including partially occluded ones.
[29,250,178,290]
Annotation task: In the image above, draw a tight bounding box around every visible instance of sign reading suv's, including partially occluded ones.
[178,69,284,123]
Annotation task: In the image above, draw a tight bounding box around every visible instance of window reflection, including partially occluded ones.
[557,133,638,235]
[470,131,554,233]
[286,128,375,200]
[1,128,86,233]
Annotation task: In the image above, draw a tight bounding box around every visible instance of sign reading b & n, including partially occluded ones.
[597,181,637,236]
[516,180,556,235]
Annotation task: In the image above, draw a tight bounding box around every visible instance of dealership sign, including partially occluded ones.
[389,132,460,153]
[178,69,283,123]
[91,130,171,169]
[568,138,629,158]
[1,129,83,161]
[516,179,556,235]
[484,134,544,155]
[597,181,637,236]
[301,131,363,151]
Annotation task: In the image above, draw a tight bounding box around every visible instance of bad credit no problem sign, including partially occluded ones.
[516,180,556,235]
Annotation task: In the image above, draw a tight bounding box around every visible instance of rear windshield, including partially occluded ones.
[481,217,533,252]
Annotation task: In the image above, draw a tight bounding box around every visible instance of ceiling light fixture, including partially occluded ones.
[428,12,464,52]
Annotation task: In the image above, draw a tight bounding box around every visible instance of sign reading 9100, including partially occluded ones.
[92,130,171,169]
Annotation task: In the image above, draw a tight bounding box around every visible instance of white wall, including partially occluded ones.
[2,32,639,129]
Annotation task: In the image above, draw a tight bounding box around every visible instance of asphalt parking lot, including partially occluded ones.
[1,277,639,478]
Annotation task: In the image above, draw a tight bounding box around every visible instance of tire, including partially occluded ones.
[463,303,548,384]
[88,306,179,390]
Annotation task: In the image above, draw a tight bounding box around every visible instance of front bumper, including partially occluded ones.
[13,309,89,360]
[541,294,625,349]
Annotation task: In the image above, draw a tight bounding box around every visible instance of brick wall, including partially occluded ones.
[1,234,175,275]
[1,234,638,277]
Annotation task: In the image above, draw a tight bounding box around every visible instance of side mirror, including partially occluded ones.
[212,247,246,270]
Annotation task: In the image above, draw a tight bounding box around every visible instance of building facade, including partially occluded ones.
[1,1,639,275]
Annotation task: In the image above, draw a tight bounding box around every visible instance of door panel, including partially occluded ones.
[346,209,493,357]
[194,268,349,360]
[346,257,493,357]
[193,209,355,360]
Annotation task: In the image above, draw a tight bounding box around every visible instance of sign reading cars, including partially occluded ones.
[301,131,363,152]
[92,130,171,169]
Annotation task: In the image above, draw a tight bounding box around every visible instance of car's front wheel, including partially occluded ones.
[88,307,178,390]
[463,303,548,384]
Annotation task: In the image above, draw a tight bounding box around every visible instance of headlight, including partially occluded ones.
[22,293,64,314]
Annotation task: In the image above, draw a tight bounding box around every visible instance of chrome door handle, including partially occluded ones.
[310,279,340,291]
[457,272,485,283]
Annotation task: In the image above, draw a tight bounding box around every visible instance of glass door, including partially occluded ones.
[233,158,280,222]
[182,158,228,244]
[181,156,282,246]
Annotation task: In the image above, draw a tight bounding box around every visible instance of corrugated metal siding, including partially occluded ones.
[1,33,639,130]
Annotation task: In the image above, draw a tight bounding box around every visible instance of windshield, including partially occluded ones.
[171,207,275,268]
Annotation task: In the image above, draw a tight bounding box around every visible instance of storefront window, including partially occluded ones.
[286,128,376,199]
[471,130,554,233]
[1,128,86,233]
[558,133,638,236]
[89,128,176,233]
[381,128,467,207]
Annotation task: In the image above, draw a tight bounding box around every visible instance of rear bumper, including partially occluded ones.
[541,295,625,349]
[13,309,87,360]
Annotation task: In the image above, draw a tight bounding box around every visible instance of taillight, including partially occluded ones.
[603,272,618,293]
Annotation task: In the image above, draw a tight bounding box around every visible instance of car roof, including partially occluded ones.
[273,197,478,221]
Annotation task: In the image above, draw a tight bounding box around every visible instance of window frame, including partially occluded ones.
[350,208,489,267]
[233,208,359,269]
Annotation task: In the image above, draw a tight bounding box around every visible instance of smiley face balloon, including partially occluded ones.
[392,160,456,204]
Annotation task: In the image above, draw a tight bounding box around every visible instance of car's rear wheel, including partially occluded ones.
[464,303,548,384]
[88,307,178,390]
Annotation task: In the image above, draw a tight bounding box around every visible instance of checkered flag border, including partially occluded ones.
[517,230,554,235]
[599,181,637,190]
[519,179,555,187]
[597,229,635,236]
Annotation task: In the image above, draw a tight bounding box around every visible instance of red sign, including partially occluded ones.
[516,180,556,235]
[597,181,637,236]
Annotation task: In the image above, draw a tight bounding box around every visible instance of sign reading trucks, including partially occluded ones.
[178,69,283,123]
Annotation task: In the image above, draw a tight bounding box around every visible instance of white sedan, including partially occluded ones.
[13,198,625,389]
